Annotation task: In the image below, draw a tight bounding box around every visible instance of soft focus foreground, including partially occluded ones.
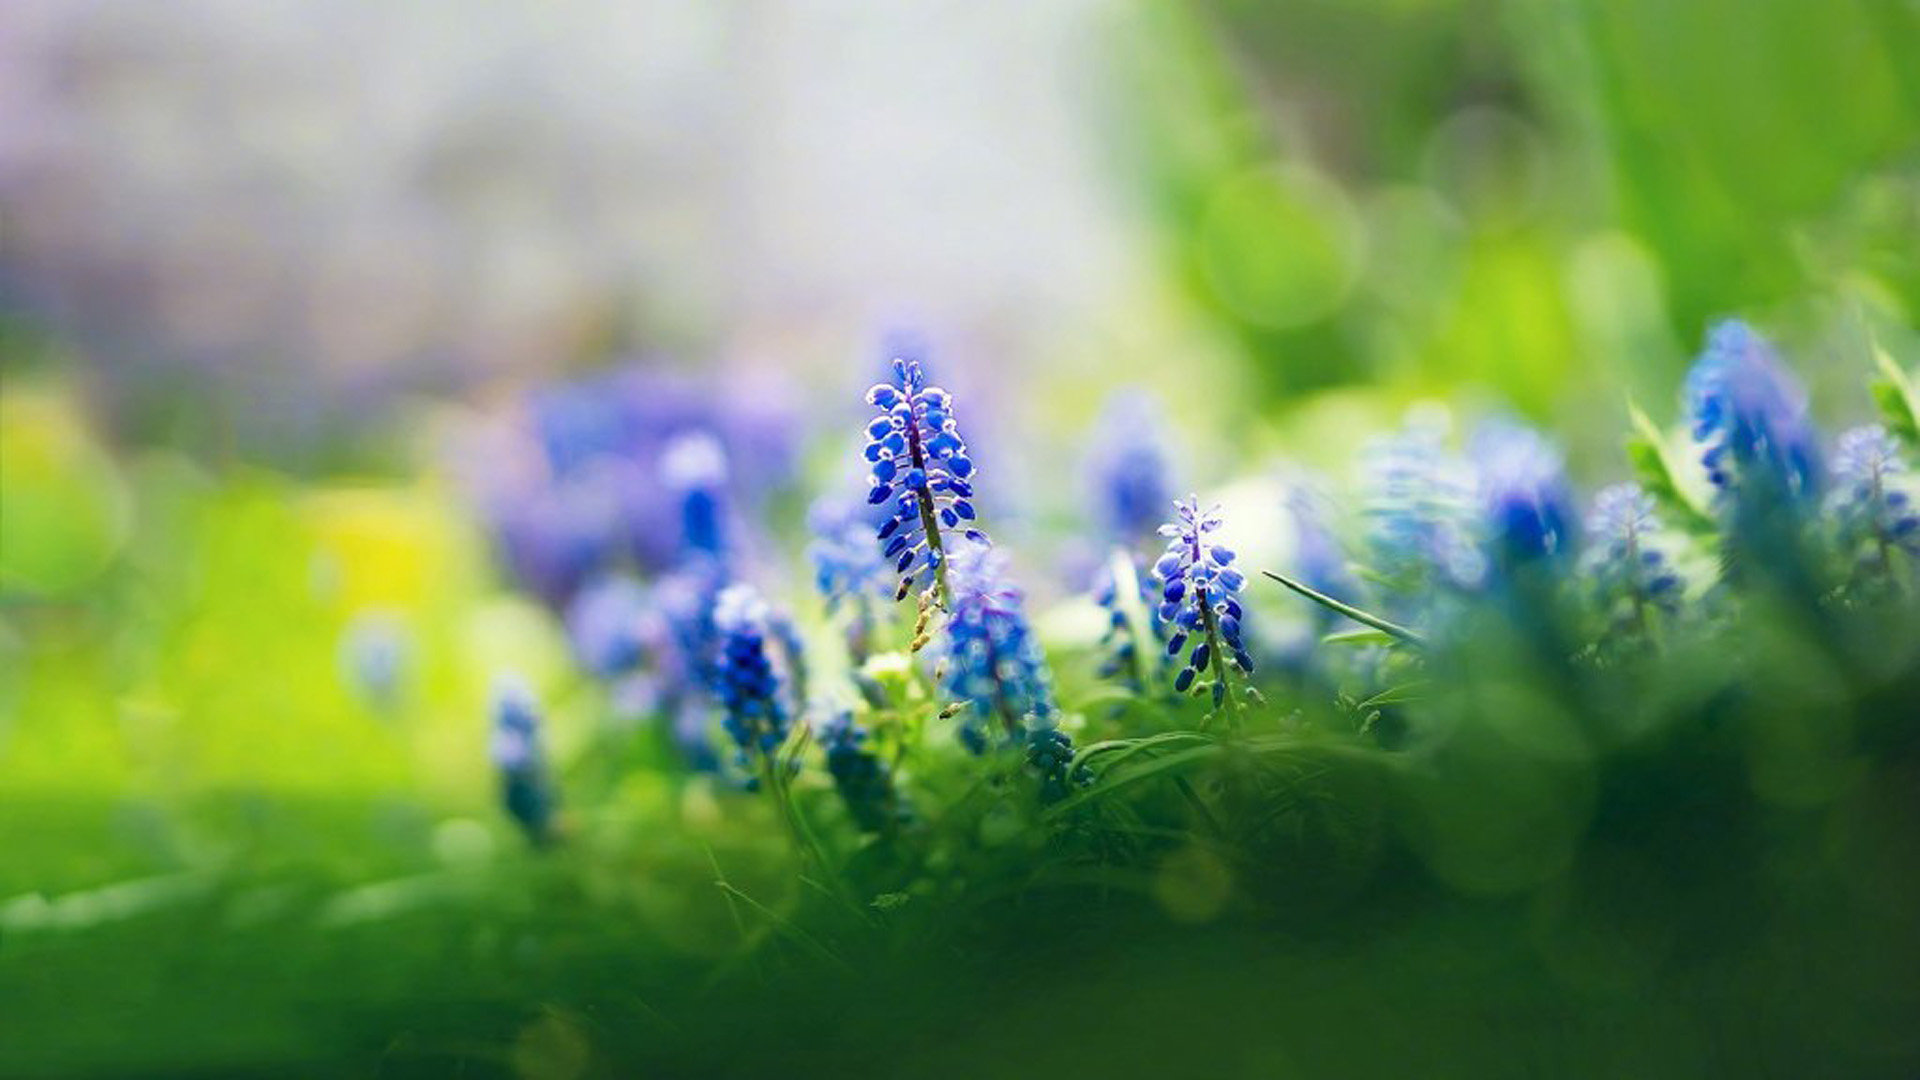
[4,3,1920,1078]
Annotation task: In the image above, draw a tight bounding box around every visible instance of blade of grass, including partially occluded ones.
[1260,570,1426,647]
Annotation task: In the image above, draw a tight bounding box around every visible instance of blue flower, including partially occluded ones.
[1285,484,1359,630]
[1360,418,1487,609]
[474,370,798,609]
[711,584,793,780]
[490,679,558,845]
[1091,551,1169,693]
[807,495,895,663]
[815,707,906,833]
[1580,483,1683,632]
[863,354,986,603]
[339,610,409,707]
[652,560,729,771]
[1025,725,1090,805]
[1087,390,1173,544]
[661,430,731,562]
[1685,320,1823,509]
[1153,497,1255,711]
[563,574,650,679]
[1829,424,1919,578]
[940,544,1056,749]
[1471,422,1578,569]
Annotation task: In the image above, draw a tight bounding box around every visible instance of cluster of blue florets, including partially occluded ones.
[865,357,985,600]
[470,322,1919,845]
[1154,497,1254,709]
[940,545,1057,750]
[490,680,557,845]
[711,584,792,783]
[816,708,906,833]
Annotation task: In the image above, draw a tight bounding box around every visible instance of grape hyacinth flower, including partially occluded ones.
[1154,497,1255,714]
[1285,485,1359,630]
[1091,550,1169,694]
[941,544,1057,751]
[807,495,895,664]
[1025,726,1089,805]
[1685,320,1823,510]
[1361,417,1487,611]
[491,680,558,845]
[1472,423,1578,571]
[652,562,730,771]
[1581,484,1683,634]
[815,707,906,833]
[1829,424,1919,582]
[711,584,794,785]
[1087,390,1173,545]
[563,574,650,679]
[864,354,985,605]
[339,610,410,708]
[662,430,731,562]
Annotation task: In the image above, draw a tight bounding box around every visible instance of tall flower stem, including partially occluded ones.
[1195,585,1243,728]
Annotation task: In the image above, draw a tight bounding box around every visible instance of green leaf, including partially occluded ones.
[1870,334,1919,446]
[1626,401,1715,534]
[1322,629,1396,648]
[1260,570,1426,647]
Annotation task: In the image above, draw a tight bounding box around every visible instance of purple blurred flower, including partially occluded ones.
[1087,390,1173,545]
[563,574,650,679]
[1581,483,1683,630]
[1829,424,1919,577]
[1685,320,1823,509]
[1471,422,1577,569]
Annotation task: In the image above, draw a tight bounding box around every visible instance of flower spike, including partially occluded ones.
[711,584,794,787]
[1153,497,1255,716]
[1829,424,1919,586]
[863,353,985,606]
[491,678,559,845]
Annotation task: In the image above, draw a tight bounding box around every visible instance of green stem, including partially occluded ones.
[758,750,838,902]
[913,487,952,608]
[1196,585,1244,728]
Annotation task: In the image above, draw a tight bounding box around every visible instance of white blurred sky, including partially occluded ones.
[0,0,1178,401]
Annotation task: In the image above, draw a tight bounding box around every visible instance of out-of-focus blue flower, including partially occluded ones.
[1360,418,1487,606]
[1153,497,1255,710]
[471,369,798,610]
[563,574,650,679]
[490,679,557,845]
[1685,320,1823,509]
[1581,483,1683,630]
[662,430,731,562]
[864,354,986,602]
[1829,424,1919,576]
[1087,390,1172,545]
[711,584,793,781]
[652,560,728,770]
[815,706,905,833]
[1091,551,1168,693]
[1471,422,1578,569]
[1285,484,1358,628]
[1025,725,1090,805]
[807,495,895,663]
[339,610,410,707]
[941,544,1055,750]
